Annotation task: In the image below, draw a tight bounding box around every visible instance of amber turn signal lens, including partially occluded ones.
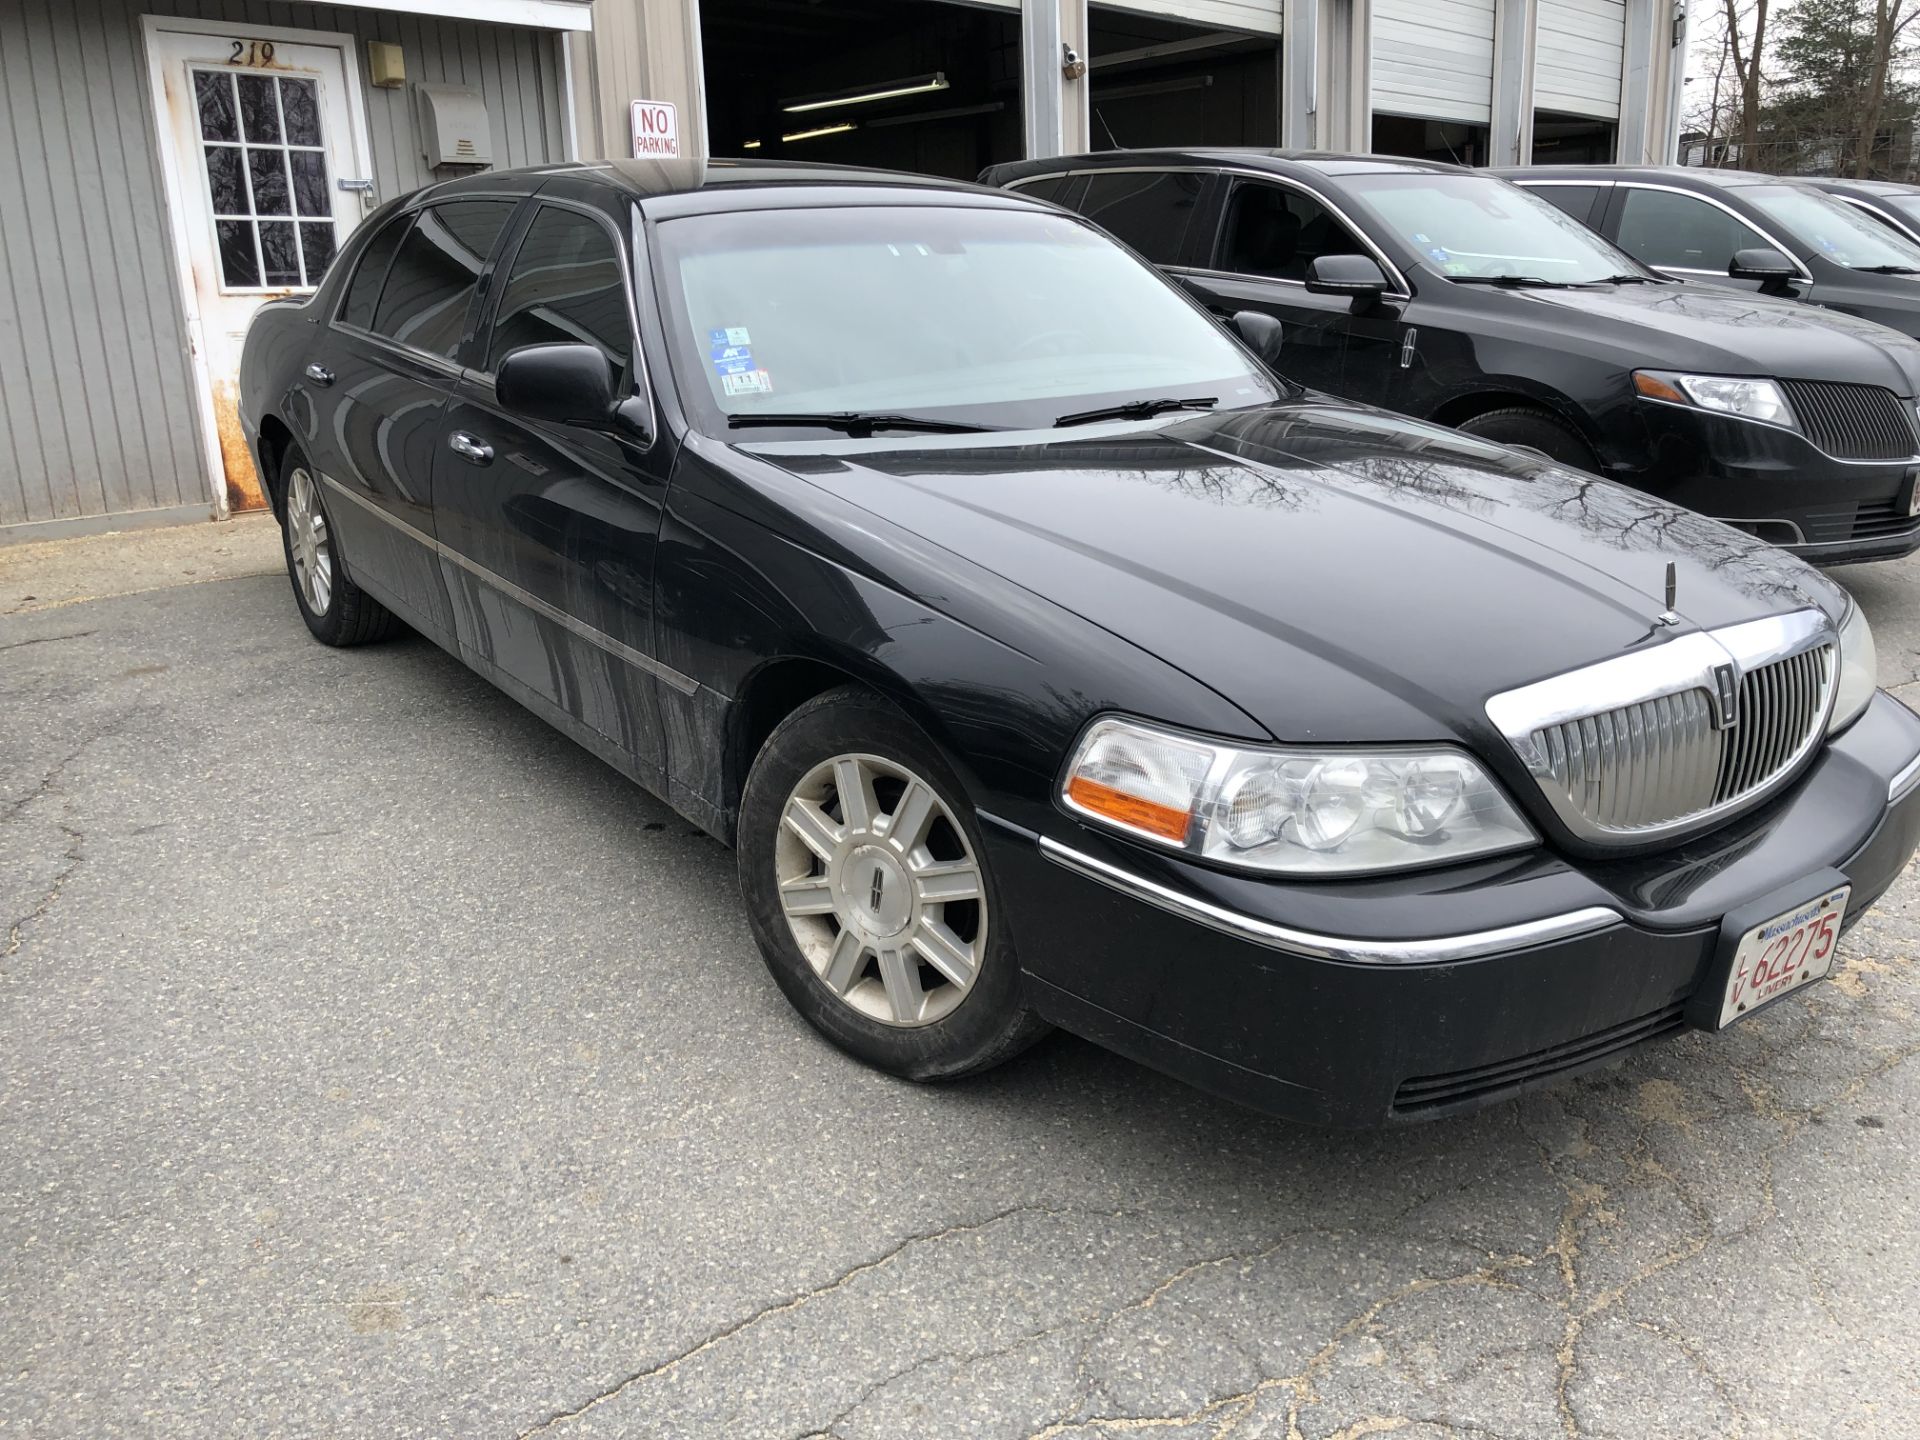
[1633,371,1687,404]
[1064,775,1193,843]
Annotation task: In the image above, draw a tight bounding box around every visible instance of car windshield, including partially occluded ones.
[653,204,1282,434]
[1876,193,1920,229]
[1340,173,1647,284]
[1742,184,1920,270]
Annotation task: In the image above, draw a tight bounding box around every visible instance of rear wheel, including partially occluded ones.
[279,444,399,646]
[1454,406,1600,473]
[737,686,1049,1080]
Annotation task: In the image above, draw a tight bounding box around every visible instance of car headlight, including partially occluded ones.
[1634,370,1797,428]
[1060,717,1538,876]
[1828,599,1878,735]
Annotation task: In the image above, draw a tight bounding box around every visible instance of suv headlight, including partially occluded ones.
[1060,717,1537,877]
[1828,599,1878,735]
[1634,371,1796,428]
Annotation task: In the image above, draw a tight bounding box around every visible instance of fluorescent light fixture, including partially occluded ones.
[1095,75,1214,101]
[781,122,857,143]
[782,72,948,114]
[866,101,1006,129]
[741,139,762,149]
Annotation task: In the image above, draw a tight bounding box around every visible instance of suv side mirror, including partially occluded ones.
[1229,310,1285,367]
[1729,247,1798,284]
[496,343,619,428]
[1305,253,1390,299]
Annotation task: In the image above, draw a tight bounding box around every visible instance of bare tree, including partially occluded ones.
[1722,0,1771,156]
[1855,0,1920,174]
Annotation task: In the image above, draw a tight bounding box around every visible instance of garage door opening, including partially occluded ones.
[1372,115,1492,165]
[1532,112,1618,163]
[700,0,1020,180]
[1087,9,1279,151]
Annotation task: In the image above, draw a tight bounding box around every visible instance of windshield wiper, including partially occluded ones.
[1596,273,1658,284]
[727,411,992,437]
[1053,396,1217,428]
[1446,274,1573,288]
[1853,263,1920,275]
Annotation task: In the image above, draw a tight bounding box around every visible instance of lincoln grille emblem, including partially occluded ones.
[1713,663,1740,729]
[870,869,886,911]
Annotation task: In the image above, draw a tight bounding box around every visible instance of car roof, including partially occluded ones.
[411,157,1032,210]
[1802,175,1919,196]
[1495,164,1801,190]
[985,147,1469,182]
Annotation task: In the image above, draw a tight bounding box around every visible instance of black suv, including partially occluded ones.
[984,149,1920,564]
[1502,165,1920,344]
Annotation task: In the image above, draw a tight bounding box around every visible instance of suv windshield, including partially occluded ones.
[1742,184,1920,271]
[1341,173,1648,285]
[654,204,1282,434]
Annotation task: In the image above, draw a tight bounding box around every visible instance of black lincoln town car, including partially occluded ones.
[240,158,1920,1127]
[985,150,1920,564]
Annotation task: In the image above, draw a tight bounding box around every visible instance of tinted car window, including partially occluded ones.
[339,213,411,331]
[1220,182,1366,281]
[1742,183,1920,270]
[371,200,517,359]
[1526,185,1603,226]
[1616,188,1766,272]
[1078,171,1205,264]
[487,206,632,374]
[1013,175,1075,205]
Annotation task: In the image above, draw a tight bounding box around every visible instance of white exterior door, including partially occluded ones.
[143,18,375,513]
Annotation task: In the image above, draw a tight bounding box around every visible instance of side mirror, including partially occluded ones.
[1229,310,1286,367]
[495,343,618,428]
[1305,253,1390,299]
[1729,247,1797,283]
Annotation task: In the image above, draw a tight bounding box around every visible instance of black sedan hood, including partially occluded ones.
[751,402,1846,746]
[1473,279,1920,394]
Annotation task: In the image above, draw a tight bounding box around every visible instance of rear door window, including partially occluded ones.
[1525,184,1604,227]
[1616,187,1768,272]
[370,200,518,360]
[1077,171,1207,265]
[338,213,411,331]
[1218,181,1369,282]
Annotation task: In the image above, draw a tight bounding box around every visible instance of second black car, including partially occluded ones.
[985,150,1920,564]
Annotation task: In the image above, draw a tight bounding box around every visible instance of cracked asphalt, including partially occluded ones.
[2,522,1917,1439]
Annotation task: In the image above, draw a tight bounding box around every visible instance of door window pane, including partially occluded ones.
[1077,171,1205,265]
[1220,182,1367,282]
[372,201,517,359]
[195,71,238,142]
[1617,188,1767,271]
[341,214,412,330]
[193,67,338,290]
[487,206,633,373]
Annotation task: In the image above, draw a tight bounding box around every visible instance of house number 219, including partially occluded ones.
[228,40,277,66]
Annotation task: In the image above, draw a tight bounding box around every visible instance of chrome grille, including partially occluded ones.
[1531,688,1723,831]
[1488,612,1838,845]
[1778,380,1917,461]
[1714,645,1831,802]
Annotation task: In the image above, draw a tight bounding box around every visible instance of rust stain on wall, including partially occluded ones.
[212,378,267,512]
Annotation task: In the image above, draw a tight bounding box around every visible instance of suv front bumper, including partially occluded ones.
[985,692,1920,1127]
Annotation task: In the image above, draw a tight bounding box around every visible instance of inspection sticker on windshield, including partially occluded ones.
[709,326,750,347]
[711,343,756,376]
[722,369,772,396]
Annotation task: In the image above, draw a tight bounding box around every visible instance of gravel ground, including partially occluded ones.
[1,520,1915,1439]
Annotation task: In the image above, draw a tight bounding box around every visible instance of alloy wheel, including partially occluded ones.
[286,467,333,616]
[774,753,987,1027]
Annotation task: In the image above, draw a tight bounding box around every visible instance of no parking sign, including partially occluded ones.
[631,100,680,159]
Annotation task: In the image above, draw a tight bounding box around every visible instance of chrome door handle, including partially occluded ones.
[447,431,493,464]
[304,363,334,386]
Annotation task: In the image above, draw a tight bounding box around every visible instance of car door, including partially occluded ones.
[1176,177,1404,401]
[1605,184,1795,295]
[303,199,518,632]
[433,198,670,770]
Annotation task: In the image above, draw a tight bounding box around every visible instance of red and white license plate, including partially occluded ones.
[1719,886,1849,1027]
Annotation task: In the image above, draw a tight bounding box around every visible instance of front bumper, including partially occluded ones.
[1623,404,1920,565]
[989,692,1920,1127]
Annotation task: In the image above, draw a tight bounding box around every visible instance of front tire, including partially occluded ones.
[737,686,1049,1081]
[278,445,399,646]
[1454,406,1601,473]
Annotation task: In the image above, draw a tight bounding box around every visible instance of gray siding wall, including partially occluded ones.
[0,0,569,532]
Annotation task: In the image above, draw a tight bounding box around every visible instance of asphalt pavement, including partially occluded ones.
[2,519,1916,1439]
